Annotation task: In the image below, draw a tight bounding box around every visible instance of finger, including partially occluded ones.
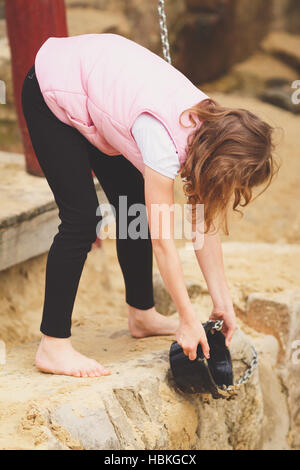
[221,324,227,336]
[225,326,235,347]
[189,349,197,361]
[201,339,210,359]
[183,346,191,357]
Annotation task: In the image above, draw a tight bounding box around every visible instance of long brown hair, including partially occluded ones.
[179,98,280,235]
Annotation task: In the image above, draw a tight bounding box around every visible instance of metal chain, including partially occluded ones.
[210,320,259,392]
[235,346,258,386]
[157,0,172,64]
[212,320,223,331]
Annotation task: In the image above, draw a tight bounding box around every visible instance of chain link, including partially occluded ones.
[157,0,172,64]
[212,320,223,331]
[209,320,259,393]
[235,346,258,386]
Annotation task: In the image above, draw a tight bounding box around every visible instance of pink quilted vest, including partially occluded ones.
[35,33,209,174]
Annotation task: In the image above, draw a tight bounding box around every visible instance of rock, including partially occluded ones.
[39,329,264,449]
[243,289,300,449]
[232,53,297,95]
[200,73,242,95]
[260,85,300,114]
[0,339,6,366]
[0,36,14,106]
[35,427,70,450]
[202,52,298,98]
[0,235,295,449]
[66,0,186,55]
[0,305,269,450]
[67,8,131,37]
[244,290,300,360]
[173,0,273,83]
[271,0,300,34]
[153,270,202,316]
[250,331,290,449]
[262,32,300,73]
[50,404,120,450]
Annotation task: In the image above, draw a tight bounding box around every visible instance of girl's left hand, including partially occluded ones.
[209,307,237,348]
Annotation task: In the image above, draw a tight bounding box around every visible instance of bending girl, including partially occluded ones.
[21,33,278,377]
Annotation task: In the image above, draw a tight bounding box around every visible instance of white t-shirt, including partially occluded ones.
[131,112,180,179]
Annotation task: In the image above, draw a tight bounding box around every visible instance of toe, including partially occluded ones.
[80,370,89,378]
[92,360,107,376]
[95,367,103,377]
[97,364,110,376]
[97,368,105,376]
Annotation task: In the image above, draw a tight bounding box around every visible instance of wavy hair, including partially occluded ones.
[179,98,281,235]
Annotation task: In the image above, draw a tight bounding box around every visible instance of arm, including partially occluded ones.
[144,165,210,360]
[193,229,236,347]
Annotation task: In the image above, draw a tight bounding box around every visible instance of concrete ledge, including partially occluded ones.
[0,151,106,271]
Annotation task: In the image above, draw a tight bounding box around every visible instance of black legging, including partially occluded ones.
[21,64,154,338]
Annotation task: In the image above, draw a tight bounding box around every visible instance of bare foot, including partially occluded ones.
[35,335,111,378]
[128,305,178,338]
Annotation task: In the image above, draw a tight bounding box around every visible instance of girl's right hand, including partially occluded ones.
[176,316,210,361]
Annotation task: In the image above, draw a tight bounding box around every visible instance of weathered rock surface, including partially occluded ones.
[260,84,300,115]
[262,32,300,73]
[231,53,297,95]
[243,289,300,449]
[0,325,266,450]
[67,7,131,38]
[272,0,300,34]
[174,0,274,83]
[65,0,185,55]
[153,271,202,316]
[0,238,297,450]
[251,332,290,450]
[202,32,300,114]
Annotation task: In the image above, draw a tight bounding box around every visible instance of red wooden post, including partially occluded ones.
[5,0,68,176]
[5,1,102,249]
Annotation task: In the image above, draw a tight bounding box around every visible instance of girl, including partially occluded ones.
[21,33,278,378]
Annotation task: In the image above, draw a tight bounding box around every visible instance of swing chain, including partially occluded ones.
[157,0,172,64]
[235,346,258,387]
[209,320,259,392]
[212,320,223,331]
